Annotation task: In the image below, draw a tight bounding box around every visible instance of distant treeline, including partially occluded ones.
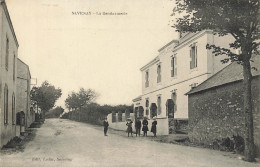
[45,106,65,119]
[61,103,133,125]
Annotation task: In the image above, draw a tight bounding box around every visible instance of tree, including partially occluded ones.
[30,81,62,120]
[65,88,98,121]
[173,0,259,161]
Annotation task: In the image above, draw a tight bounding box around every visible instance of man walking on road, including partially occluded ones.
[103,118,109,136]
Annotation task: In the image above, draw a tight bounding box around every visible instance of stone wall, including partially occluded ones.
[188,77,260,156]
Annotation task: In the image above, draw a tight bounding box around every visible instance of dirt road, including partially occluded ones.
[0,119,258,167]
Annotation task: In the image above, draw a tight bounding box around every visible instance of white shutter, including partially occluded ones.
[174,56,177,76]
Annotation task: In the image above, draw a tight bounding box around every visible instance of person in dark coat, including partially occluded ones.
[103,118,109,136]
[142,117,149,137]
[151,117,157,137]
[135,118,142,136]
[126,118,133,137]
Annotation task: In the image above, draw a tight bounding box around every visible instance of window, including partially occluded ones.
[157,64,161,83]
[171,56,177,77]
[12,93,15,125]
[13,54,15,81]
[145,99,149,115]
[4,85,8,124]
[157,96,161,115]
[5,37,9,70]
[145,71,149,87]
[190,43,197,69]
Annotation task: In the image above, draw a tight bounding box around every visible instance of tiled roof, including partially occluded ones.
[186,55,260,95]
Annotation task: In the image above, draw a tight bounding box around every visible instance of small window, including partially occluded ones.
[145,99,149,115]
[157,64,161,83]
[157,96,161,115]
[4,85,8,124]
[13,54,16,81]
[190,44,197,69]
[145,71,149,87]
[171,56,177,77]
[5,37,9,70]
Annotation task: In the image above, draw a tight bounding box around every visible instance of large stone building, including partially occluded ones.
[0,0,19,147]
[0,0,33,148]
[186,55,260,157]
[133,30,235,135]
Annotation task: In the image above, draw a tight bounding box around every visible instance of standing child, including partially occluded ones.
[126,118,133,137]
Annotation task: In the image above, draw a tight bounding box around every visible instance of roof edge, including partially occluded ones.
[1,0,19,47]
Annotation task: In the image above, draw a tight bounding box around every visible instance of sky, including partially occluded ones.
[5,0,179,108]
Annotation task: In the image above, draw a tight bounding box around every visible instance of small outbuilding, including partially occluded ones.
[186,56,260,156]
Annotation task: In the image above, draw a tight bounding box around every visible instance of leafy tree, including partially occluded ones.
[30,81,62,120]
[172,0,259,161]
[65,88,98,121]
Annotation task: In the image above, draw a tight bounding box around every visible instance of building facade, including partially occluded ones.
[0,0,19,147]
[17,58,33,129]
[133,30,235,135]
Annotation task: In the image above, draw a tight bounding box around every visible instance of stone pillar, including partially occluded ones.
[112,111,116,123]
[125,109,130,120]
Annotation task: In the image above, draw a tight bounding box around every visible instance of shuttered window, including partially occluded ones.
[145,71,149,87]
[13,54,16,81]
[157,64,161,83]
[4,85,8,124]
[12,93,15,124]
[190,44,197,69]
[145,99,149,115]
[157,96,161,115]
[5,37,9,70]
[171,56,177,77]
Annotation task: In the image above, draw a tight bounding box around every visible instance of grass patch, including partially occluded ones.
[1,128,36,154]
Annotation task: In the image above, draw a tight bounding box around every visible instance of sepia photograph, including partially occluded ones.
[0,0,259,166]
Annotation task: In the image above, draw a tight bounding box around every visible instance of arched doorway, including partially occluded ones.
[166,99,175,134]
[166,99,175,118]
[138,106,144,119]
[150,103,157,119]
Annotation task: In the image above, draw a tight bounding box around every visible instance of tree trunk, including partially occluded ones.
[242,57,255,162]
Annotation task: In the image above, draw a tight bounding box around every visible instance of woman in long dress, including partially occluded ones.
[151,117,157,137]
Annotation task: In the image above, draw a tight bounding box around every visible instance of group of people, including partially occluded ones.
[126,116,157,137]
[103,116,158,137]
